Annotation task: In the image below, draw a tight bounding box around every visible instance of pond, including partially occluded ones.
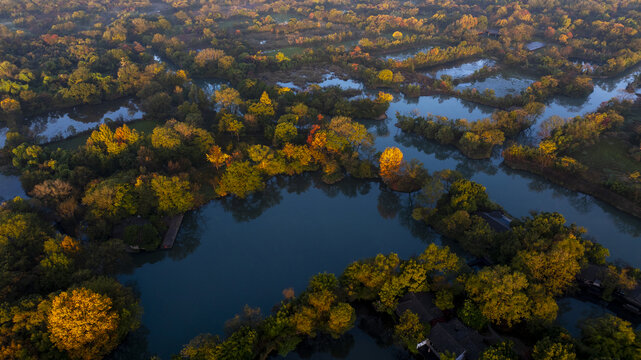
[277,72,365,92]
[0,98,144,148]
[531,63,641,135]
[455,72,536,97]
[316,73,364,91]
[382,47,433,62]
[430,59,496,79]
[119,175,436,358]
[27,98,144,144]
[0,170,26,202]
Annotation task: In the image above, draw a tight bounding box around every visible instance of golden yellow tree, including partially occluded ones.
[48,288,120,360]
[378,69,394,82]
[327,303,355,338]
[206,145,230,169]
[379,147,404,184]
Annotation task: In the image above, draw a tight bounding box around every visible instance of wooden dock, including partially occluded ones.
[160,214,184,249]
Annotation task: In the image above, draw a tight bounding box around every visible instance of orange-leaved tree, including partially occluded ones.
[47,288,120,360]
[379,147,404,185]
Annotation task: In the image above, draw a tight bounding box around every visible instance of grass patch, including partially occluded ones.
[264,46,306,57]
[570,136,641,175]
[129,118,162,134]
[45,134,90,151]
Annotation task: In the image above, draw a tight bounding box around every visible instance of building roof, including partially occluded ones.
[427,318,486,360]
[577,264,607,286]
[526,41,546,51]
[622,283,641,307]
[396,292,444,324]
[476,210,512,232]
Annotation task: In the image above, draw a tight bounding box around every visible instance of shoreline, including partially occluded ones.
[503,157,641,220]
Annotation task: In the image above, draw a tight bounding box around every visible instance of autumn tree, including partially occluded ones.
[218,113,245,140]
[214,87,242,114]
[465,266,531,326]
[247,91,275,120]
[47,288,119,359]
[31,179,74,207]
[379,147,403,185]
[378,69,394,83]
[327,303,355,338]
[274,122,298,144]
[395,310,428,353]
[86,124,140,156]
[513,235,585,296]
[206,145,230,169]
[580,315,641,360]
[532,338,576,360]
[151,126,181,150]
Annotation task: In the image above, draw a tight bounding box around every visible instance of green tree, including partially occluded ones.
[216,161,265,198]
[274,122,298,144]
[151,126,181,150]
[394,310,428,353]
[580,315,641,360]
[480,341,518,360]
[150,175,194,214]
[327,303,355,338]
[532,337,576,360]
[465,266,531,327]
[457,299,488,331]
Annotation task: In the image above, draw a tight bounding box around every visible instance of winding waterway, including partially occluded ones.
[1,57,641,359]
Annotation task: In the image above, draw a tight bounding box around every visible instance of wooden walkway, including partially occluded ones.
[160,214,184,249]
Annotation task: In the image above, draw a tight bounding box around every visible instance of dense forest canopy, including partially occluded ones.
[0,0,641,358]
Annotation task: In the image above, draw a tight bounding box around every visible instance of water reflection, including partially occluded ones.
[0,171,26,201]
[371,99,641,267]
[532,62,641,135]
[27,98,143,144]
[119,174,433,358]
[455,72,535,97]
[382,47,433,62]
[283,324,409,360]
[430,59,496,79]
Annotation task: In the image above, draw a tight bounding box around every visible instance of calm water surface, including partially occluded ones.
[430,59,496,79]
[455,72,536,97]
[119,176,435,358]
[382,47,433,62]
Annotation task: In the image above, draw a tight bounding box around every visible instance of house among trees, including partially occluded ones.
[577,264,607,295]
[417,318,486,360]
[475,210,512,232]
[395,292,445,325]
[620,286,641,315]
[525,41,546,51]
[485,29,500,38]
